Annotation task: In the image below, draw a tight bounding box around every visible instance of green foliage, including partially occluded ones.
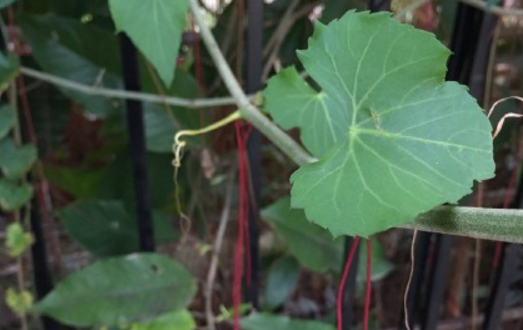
[109,0,190,87]
[0,105,15,140]
[31,254,197,327]
[19,14,123,117]
[357,238,394,284]
[5,223,34,257]
[131,310,195,330]
[265,11,495,237]
[58,200,178,257]
[5,288,34,315]
[0,0,19,8]
[262,197,342,273]
[263,256,300,310]
[0,138,37,180]
[0,179,33,211]
[241,313,336,330]
[0,52,18,94]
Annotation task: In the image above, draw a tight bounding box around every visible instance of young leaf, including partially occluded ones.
[130,310,195,330]
[30,253,197,327]
[0,105,15,140]
[0,139,37,180]
[109,0,190,87]
[5,288,34,315]
[5,223,34,257]
[264,11,495,237]
[0,179,33,211]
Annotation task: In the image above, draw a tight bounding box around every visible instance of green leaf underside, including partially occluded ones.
[31,254,196,327]
[264,11,495,237]
[109,0,189,87]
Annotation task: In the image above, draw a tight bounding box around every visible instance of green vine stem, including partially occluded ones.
[189,0,316,166]
[19,67,249,109]
[401,206,523,244]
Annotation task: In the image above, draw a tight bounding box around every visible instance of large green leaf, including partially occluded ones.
[19,15,123,117]
[131,310,195,330]
[241,313,335,330]
[0,139,37,180]
[0,179,33,211]
[0,105,15,140]
[31,253,196,327]
[109,0,189,87]
[58,200,179,257]
[262,197,342,273]
[264,11,495,237]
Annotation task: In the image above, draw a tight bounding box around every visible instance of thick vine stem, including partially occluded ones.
[402,206,523,244]
[189,0,316,166]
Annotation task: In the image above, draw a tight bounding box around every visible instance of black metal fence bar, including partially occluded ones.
[119,34,155,252]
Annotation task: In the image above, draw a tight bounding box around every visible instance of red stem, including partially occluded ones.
[337,236,361,330]
[363,238,372,330]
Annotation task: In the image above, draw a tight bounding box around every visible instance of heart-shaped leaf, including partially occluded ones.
[0,179,33,211]
[0,139,37,180]
[30,253,196,327]
[109,0,189,87]
[264,11,495,237]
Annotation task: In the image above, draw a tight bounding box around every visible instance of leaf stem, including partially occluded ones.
[189,0,316,166]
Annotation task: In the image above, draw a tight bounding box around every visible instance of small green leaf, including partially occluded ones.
[264,256,300,310]
[0,52,18,94]
[131,310,195,330]
[241,313,336,330]
[5,223,34,257]
[0,105,15,140]
[0,0,19,9]
[5,288,34,315]
[58,200,178,257]
[0,139,37,180]
[109,0,190,87]
[262,197,342,273]
[265,11,495,237]
[0,179,33,211]
[30,253,197,327]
